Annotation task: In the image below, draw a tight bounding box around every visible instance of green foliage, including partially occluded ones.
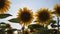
[12,29,17,31]
[8,18,20,23]
[40,29,58,34]
[0,22,7,29]
[0,30,5,34]
[0,14,12,19]
[28,24,44,31]
[49,20,56,25]
[49,20,57,28]
[50,20,56,24]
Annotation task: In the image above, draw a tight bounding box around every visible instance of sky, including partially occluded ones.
[0,0,60,30]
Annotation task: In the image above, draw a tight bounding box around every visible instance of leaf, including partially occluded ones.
[12,29,17,31]
[28,24,44,32]
[40,29,57,34]
[28,24,44,30]
[8,18,20,23]
[49,20,56,28]
[51,25,57,28]
[0,30,5,34]
[49,20,56,24]
[51,24,60,28]
[0,22,6,24]
[0,14,12,19]
[0,22,7,29]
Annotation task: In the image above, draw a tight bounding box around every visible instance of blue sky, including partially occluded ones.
[0,0,60,29]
